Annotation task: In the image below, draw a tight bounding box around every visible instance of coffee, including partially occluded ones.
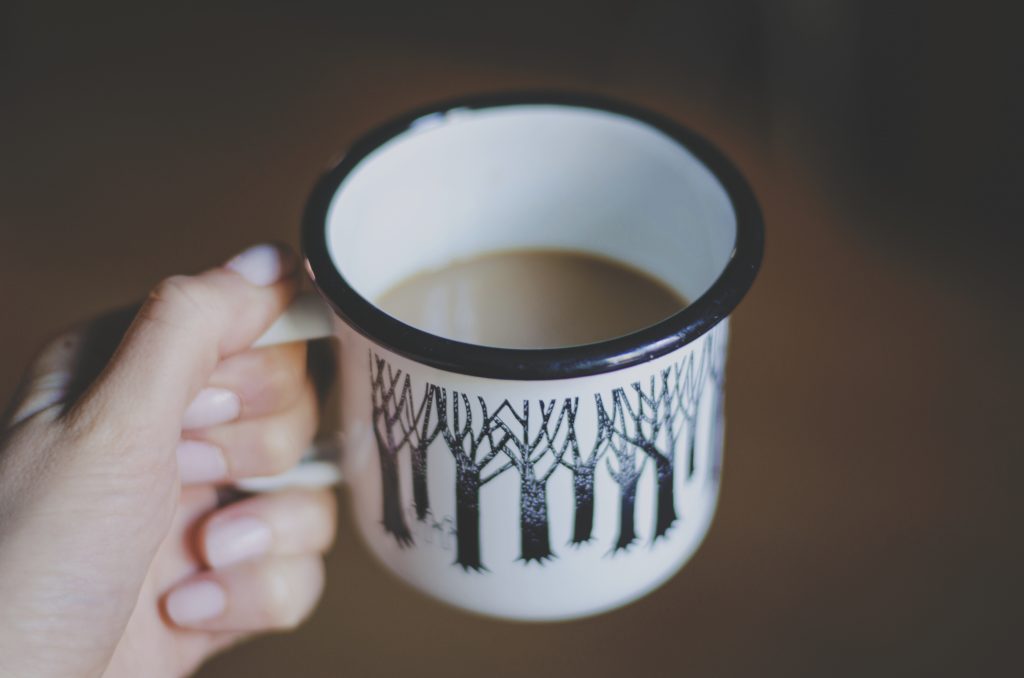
[375,249,686,349]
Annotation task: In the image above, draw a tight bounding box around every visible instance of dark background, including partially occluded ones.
[2,2,1021,677]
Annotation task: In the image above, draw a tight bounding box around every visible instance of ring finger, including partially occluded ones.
[197,488,337,569]
[163,555,326,632]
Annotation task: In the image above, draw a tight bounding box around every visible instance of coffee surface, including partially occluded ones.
[375,249,686,349]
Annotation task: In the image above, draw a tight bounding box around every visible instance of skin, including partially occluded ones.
[0,244,337,678]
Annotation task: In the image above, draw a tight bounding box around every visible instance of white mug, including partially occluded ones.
[251,93,763,621]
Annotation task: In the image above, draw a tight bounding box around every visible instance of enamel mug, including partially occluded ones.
[252,93,764,621]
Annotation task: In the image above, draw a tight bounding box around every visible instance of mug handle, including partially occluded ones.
[251,291,335,349]
[235,291,342,492]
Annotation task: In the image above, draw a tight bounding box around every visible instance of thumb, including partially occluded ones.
[67,243,299,446]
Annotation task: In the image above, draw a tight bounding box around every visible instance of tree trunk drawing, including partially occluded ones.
[653,453,677,539]
[571,466,596,544]
[686,434,697,479]
[561,397,607,546]
[454,464,483,571]
[411,447,429,520]
[707,387,724,482]
[375,430,412,546]
[406,384,441,522]
[519,470,552,562]
[615,473,640,551]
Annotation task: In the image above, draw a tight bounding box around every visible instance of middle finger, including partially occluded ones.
[182,380,318,482]
[197,488,337,569]
[186,343,309,427]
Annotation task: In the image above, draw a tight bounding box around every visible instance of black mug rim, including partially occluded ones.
[302,91,764,380]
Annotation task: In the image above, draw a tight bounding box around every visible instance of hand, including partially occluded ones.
[0,244,337,678]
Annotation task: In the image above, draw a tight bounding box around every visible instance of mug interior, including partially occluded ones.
[325,105,736,313]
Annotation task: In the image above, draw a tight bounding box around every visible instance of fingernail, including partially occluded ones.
[166,580,226,626]
[176,440,228,484]
[182,387,240,429]
[205,516,273,568]
[226,243,288,286]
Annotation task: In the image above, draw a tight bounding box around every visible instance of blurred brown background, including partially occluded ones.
[2,2,1021,677]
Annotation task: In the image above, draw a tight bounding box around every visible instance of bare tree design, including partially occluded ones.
[561,399,610,545]
[369,355,417,547]
[433,390,510,571]
[681,340,714,481]
[600,391,649,552]
[491,399,575,563]
[603,372,681,543]
[368,333,723,568]
[599,340,714,543]
[399,382,443,521]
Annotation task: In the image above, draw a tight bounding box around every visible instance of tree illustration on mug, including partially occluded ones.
[369,355,418,547]
[367,328,723,569]
[489,398,576,564]
[680,339,714,482]
[432,389,512,571]
[599,390,649,552]
[560,398,611,546]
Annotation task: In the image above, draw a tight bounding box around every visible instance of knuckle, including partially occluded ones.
[258,421,304,474]
[260,564,305,629]
[34,328,82,367]
[261,576,294,627]
[284,489,338,551]
[145,276,214,326]
[316,491,340,542]
[150,275,200,307]
[296,387,320,440]
[317,487,339,517]
[248,347,306,411]
[269,343,308,382]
